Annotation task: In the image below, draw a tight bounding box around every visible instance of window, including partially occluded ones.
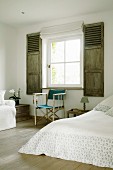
[40,21,83,88]
[47,35,83,88]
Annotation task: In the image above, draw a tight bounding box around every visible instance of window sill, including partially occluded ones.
[42,87,84,90]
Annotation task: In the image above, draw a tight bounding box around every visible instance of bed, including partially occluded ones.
[19,95,113,168]
[0,100,16,131]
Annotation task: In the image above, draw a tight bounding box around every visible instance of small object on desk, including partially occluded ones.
[9,88,21,106]
[67,108,90,118]
[80,96,89,111]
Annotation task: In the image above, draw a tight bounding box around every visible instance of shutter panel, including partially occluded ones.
[27,34,40,52]
[26,33,42,94]
[84,22,104,97]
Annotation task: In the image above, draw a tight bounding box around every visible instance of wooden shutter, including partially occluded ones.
[26,33,42,94]
[84,22,104,96]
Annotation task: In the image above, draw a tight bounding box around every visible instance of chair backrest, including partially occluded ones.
[48,89,65,100]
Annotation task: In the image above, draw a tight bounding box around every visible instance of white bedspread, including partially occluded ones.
[0,105,16,131]
[19,110,113,168]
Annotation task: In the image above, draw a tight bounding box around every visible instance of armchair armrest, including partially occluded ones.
[33,93,48,106]
[53,93,66,96]
[53,93,66,100]
[33,93,47,96]
[4,100,15,107]
[53,93,66,108]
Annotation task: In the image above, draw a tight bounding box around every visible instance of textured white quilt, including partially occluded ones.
[19,110,113,168]
[0,105,16,131]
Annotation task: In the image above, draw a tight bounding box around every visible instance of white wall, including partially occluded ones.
[0,23,18,99]
[17,10,113,116]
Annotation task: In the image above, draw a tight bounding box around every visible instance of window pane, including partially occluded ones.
[51,42,64,63]
[65,39,80,62]
[65,63,80,84]
[51,64,64,84]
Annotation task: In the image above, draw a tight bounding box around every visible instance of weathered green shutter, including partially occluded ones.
[84,22,104,96]
[26,33,42,94]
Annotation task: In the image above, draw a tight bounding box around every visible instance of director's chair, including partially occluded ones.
[33,89,66,125]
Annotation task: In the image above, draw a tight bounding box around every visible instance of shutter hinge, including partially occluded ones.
[47,65,50,68]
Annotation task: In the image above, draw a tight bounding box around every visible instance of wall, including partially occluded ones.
[17,10,113,116]
[0,23,18,99]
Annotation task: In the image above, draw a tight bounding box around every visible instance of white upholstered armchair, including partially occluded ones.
[0,100,16,131]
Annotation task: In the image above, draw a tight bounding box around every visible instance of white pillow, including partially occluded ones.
[94,104,111,112]
[93,95,113,112]
[106,107,113,117]
[5,100,15,107]
[0,90,6,105]
[99,95,113,107]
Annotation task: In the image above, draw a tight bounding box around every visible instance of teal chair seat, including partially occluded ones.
[37,104,53,109]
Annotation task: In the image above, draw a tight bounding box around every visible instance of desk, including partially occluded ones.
[15,104,31,122]
[67,108,90,118]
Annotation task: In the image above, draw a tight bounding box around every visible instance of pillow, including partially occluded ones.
[0,90,6,105]
[94,104,111,112]
[93,95,113,112]
[106,107,113,117]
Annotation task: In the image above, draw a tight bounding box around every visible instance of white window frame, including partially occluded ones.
[47,34,83,88]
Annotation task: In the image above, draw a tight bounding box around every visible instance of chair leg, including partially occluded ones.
[35,108,37,125]
[52,113,54,121]
[53,108,55,121]
[46,109,48,120]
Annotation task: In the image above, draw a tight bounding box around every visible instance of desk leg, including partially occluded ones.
[67,112,69,118]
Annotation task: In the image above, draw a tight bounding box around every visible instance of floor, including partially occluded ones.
[0,119,112,170]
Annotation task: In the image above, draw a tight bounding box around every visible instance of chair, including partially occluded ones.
[33,89,66,125]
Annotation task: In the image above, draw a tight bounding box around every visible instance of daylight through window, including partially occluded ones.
[48,36,83,88]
